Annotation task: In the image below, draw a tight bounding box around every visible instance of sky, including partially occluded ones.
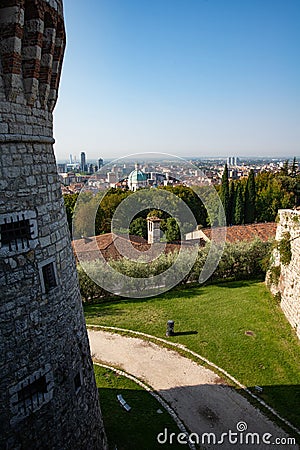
[53,0,300,161]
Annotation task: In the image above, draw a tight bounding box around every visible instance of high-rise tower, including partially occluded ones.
[0,1,106,448]
[80,151,86,172]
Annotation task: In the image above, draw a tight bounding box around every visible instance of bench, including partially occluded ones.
[117,394,131,412]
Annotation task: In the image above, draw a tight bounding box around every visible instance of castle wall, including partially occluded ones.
[266,209,300,339]
[0,1,107,448]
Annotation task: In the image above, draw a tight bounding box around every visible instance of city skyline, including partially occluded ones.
[54,0,300,160]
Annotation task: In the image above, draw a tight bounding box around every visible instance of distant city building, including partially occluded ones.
[88,163,95,174]
[80,152,87,172]
[227,156,239,166]
[98,158,104,169]
[69,153,73,164]
[57,163,66,173]
[107,171,117,185]
[66,163,80,172]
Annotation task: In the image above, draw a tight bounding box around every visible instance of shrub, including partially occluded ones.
[77,238,273,301]
[278,232,292,266]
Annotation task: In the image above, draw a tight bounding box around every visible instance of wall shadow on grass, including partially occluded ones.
[97,387,188,450]
[97,382,300,450]
[157,383,300,449]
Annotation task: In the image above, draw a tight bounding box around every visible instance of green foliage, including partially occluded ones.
[163,217,180,242]
[98,188,132,233]
[63,193,78,235]
[244,169,256,224]
[234,182,244,225]
[228,181,235,225]
[160,185,208,228]
[220,164,230,224]
[129,217,147,239]
[268,265,281,285]
[77,239,272,302]
[255,172,296,222]
[278,232,292,266]
[77,264,107,302]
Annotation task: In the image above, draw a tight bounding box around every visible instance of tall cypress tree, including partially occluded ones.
[291,157,297,178]
[244,169,256,223]
[220,164,230,225]
[234,183,244,225]
[228,181,235,225]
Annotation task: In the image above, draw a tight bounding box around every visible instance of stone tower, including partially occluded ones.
[0,1,107,448]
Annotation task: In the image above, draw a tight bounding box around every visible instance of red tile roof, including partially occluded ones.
[73,233,198,262]
[73,222,276,263]
[201,222,276,243]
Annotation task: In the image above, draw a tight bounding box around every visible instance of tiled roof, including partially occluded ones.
[73,233,198,262]
[201,222,277,243]
[73,222,276,263]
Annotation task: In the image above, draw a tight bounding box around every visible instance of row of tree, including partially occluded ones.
[64,159,300,238]
[218,159,299,225]
[77,238,272,302]
[65,185,208,240]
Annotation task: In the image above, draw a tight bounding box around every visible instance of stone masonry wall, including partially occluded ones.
[0,1,107,448]
[266,209,300,339]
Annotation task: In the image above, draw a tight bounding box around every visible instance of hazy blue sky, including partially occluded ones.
[54,0,300,161]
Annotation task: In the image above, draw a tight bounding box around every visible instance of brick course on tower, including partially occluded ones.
[0,1,107,448]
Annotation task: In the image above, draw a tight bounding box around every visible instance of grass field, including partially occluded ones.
[86,280,300,430]
[94,364,188,450]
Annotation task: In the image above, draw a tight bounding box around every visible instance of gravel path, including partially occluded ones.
[88,329,298,450]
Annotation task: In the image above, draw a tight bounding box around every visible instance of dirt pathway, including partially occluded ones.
[88,329,298,449]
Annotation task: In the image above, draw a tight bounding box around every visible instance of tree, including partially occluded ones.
[228,181,235,225]
[220,164,230,224]
[161,185,208,227]
[234,183,244,225]
[291,157,298,178]
[281,160,289,176]
[63,193,78,235]
[129,217,147,239]
[244,169,256,223]
[164,217,180,242]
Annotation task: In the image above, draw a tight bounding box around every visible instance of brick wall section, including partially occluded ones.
[266,209,300,339]
[0,1,107,448]
[0,0,64,109]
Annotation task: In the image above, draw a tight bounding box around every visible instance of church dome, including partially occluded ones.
[128,167,148,191]
[128,169,147,183]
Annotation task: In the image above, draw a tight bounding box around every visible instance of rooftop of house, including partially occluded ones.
[200,222,277,243]
[73,222,277,263]
[73,233,199,263]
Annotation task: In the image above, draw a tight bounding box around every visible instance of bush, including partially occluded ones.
[278,232,292,266]
[77,238,273,301]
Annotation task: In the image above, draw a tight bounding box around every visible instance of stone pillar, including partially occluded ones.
[0,1,107,448]
[147,216,162,244]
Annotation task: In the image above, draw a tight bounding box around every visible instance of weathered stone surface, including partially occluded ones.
[0,1,107,448]
[266,209,300,339]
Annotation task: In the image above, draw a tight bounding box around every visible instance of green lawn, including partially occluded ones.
[94,364,188,450]
[86,280,300,430]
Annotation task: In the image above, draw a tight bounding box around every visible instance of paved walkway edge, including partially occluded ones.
[94,362,196,450]
[87,324,300,437]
